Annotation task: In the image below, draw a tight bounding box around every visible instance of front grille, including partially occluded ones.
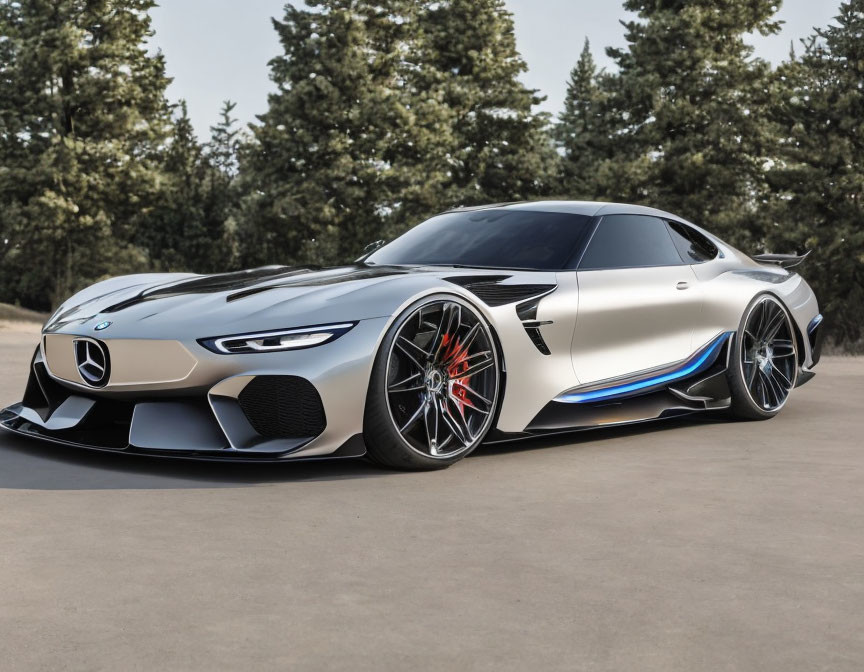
[237,376,326,439]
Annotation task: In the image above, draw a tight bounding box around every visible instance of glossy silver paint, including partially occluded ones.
[1,201,821,460]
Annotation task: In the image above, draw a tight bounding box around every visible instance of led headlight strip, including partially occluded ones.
[199,323,356,354]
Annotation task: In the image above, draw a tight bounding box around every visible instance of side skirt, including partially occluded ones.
[525,333,734,434]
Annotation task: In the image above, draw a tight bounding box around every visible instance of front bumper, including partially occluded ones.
[0,319,389,461]
[0,407,366,462]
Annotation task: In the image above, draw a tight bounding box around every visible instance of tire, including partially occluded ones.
[727,293,799,420]
[363,294,501,470]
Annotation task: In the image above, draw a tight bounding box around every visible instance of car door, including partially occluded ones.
[571,214,704,385]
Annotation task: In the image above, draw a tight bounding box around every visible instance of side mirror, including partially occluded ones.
[356,239,386,263]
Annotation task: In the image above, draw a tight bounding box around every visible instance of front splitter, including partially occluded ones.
[0,410,366,463]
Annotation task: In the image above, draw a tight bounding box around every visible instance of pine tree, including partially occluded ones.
[556,39,605,199]
[768,1,864,347]
[145,100,240,273]
[417,0,556,205]
[239,0,556,268]
[0,0,172,309]
[202,100,241,270]
[143,100,206,271]
[208,100,241,179]
[239,0,449,267]
[593,0,782,249]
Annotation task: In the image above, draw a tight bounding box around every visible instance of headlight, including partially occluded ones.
[199,323,356,354]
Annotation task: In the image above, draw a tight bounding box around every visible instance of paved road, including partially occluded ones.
[0,326,862,671]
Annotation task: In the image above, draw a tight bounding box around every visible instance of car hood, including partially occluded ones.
[42,264,514,340]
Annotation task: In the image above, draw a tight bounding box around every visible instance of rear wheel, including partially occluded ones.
[728,294,798,420]
[364,296,500,470]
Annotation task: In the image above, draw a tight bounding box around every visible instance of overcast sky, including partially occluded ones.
[148,1,843,138]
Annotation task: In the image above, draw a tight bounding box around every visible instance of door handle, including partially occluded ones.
[676,281,690,290]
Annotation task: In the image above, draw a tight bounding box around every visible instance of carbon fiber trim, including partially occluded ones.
[445,276,557,307]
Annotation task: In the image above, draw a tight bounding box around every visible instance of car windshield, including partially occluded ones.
[365,209,593,271]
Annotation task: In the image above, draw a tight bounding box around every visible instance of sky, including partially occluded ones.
[148,1,843,139]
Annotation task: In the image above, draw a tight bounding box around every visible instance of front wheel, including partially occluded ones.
[727,294,798,420]
[364,295,501,470]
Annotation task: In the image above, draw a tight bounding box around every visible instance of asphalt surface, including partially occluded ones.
[0,325,862,671]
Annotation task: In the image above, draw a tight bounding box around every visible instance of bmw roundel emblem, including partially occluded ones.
[94,321,112,331]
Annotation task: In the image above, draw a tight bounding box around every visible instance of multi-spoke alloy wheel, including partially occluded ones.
[364,297,500,469]
[729,294,798,419]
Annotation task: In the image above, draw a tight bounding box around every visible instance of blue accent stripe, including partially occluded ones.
[808,314,823,334]
[557,332,734,404]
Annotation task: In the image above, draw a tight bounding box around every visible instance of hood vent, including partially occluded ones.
[226,265,411,302]
[445,276,556,307]
[103,266,302,313]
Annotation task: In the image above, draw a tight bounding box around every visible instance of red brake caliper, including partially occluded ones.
[441,333,471,416]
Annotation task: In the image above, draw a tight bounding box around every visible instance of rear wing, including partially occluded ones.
[752,250,811,269]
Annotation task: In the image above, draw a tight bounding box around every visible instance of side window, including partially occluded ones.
[665,221,718,263]
[578,215,684,270]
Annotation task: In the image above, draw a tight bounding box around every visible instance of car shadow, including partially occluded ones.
[471,414,730,458]
[0,414,731,491]
[0,432,386,490]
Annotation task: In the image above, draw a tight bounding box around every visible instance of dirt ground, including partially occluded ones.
[0,324,862,671]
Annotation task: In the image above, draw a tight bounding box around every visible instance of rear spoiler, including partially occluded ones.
[752,250,811,269]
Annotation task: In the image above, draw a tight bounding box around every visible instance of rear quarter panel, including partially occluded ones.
[692,257,819,368]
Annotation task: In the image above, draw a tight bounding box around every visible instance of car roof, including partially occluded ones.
[438,200,744,264]
[446,200,689,223]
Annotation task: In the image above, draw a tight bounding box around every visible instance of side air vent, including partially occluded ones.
[445,276,557,307]
[237,376,326,439]
[515,296,553,355]
[523,327,552,355]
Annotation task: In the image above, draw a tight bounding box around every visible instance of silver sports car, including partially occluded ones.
[0,201,823,469]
